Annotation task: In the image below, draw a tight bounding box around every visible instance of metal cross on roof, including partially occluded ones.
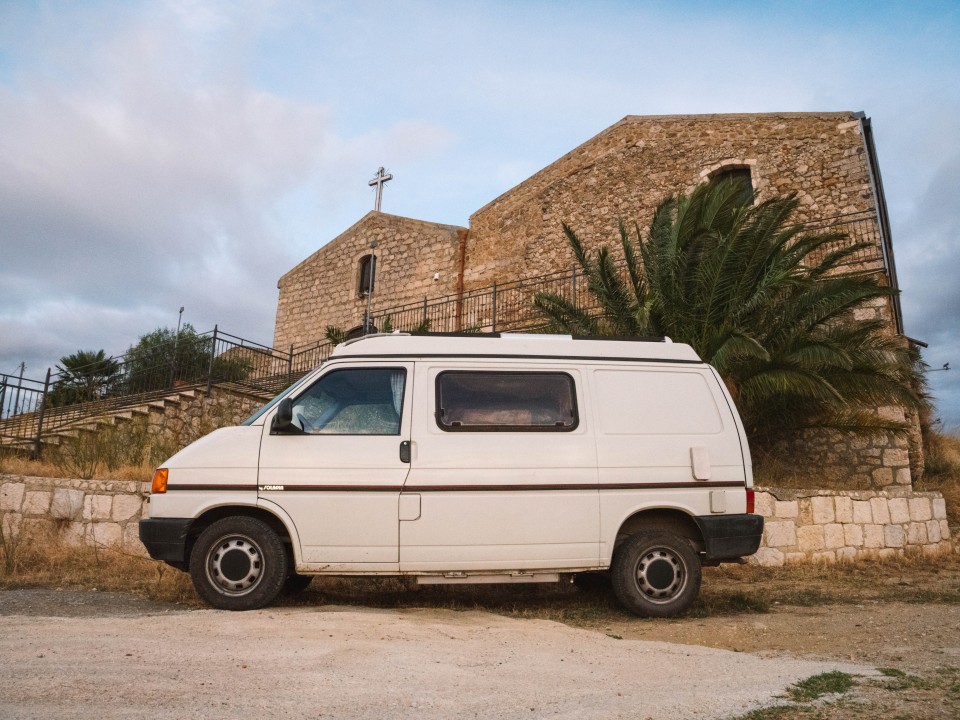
[368,167,393,212]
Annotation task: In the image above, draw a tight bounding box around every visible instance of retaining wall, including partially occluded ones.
[752,487,952,566]
[0,474,149,555]
[0,474,952,566]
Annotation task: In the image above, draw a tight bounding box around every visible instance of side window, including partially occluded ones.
[357,254,376,297]
[292,368,405,435]
[436,372,578,432]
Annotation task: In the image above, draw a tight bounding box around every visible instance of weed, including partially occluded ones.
[731,707,795,720]
[690,589,771,616]
[781,588,838,607]
[916,431,960,524]
[787,671,855,702]
[0,513,24,574]
[875,667,933,691]
[0,524,197,605]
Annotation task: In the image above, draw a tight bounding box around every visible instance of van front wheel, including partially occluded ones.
[189,517,288,611]
[611,531,701,618]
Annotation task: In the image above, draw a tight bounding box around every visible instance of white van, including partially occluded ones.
[140,333,762,617]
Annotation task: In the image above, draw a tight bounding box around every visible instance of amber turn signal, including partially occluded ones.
[151,468,169,494]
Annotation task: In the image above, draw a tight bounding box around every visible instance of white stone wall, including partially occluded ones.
[1,474,149,554]
[752,487,952,566]
[1,473,952,567]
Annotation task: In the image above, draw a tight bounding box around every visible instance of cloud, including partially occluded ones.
[1,0,958,434]
[0,1,453,377]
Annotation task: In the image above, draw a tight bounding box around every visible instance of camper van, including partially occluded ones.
[139,333,763,617]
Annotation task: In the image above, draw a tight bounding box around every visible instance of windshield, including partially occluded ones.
[240,370,319,426]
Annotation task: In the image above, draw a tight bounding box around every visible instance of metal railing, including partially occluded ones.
[0,328,329,454]
[359,265,592,336]
[358,209,885,337]
[1,209,885,454]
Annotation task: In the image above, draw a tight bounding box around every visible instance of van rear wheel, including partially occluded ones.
[189,517,288,611]
[611,530,701,618]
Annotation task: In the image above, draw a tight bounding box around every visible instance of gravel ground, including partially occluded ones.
[0,589,872,720]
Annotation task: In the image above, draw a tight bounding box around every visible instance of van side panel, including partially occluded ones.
[589,366,747,561]
[400,361,601,571]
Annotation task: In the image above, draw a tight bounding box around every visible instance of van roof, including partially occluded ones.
[329,333,703,363]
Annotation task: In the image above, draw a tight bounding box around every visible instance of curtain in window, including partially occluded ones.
[390,370,404,416]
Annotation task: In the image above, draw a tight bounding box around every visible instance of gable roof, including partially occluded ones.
[278,210,466,286]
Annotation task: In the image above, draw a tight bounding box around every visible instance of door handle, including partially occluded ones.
[399,440,411,463]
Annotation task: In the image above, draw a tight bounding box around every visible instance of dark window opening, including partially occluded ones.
[710,167,754,206]
[358,254,377,297]
[436,371,578,432]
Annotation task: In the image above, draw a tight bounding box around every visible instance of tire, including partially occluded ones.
[281,573,313,596]
[189,516,288,611]
[611,530,701,618]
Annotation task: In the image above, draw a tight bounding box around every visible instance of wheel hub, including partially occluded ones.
[208,536,263,595]
[635,548,685,602]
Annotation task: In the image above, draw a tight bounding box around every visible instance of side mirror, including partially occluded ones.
[271,398,301,434]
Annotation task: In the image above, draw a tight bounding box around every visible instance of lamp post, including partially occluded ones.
[170,306,184,387]
[364,241,378,335]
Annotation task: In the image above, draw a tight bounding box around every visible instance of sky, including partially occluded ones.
[1,0,959,428]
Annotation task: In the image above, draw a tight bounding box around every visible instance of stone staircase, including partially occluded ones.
[0,380,279,454]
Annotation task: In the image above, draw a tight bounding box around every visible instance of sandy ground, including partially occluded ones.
[0,590,874,720]
[600,602,960,674]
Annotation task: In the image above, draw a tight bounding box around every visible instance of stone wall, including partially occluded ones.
[767,411,914,491]
[2,473,950,568]
[466,112,887,294]
[273,211,466,351]
[273,113,899,357]
[44,385,267,474]
[146,386,265,453]
[1,474,148,555]
[752,487,951,566]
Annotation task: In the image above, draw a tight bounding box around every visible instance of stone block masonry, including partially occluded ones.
[273,212,466,351]
[465,113,886,295]
[2,473,951,568]
[1,474,149,556]
[751,487,952,567]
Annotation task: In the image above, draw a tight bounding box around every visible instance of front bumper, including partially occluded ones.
[139,518,193,563]
[694,513,764,561]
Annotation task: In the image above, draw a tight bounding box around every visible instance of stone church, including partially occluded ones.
[272,111,914,488]
[274,111,900,347]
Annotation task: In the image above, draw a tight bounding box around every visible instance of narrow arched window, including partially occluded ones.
[709,167,754,206]
[358,254,376,297]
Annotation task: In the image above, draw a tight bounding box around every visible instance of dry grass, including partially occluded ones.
[5,523,959,622]
[0,453,152,482]
[0,523,197,606]
[753,453,857,490]
[917,432,960,524]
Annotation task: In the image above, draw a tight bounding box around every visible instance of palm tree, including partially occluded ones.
[51,349,121,406]
[534,180,923,447]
